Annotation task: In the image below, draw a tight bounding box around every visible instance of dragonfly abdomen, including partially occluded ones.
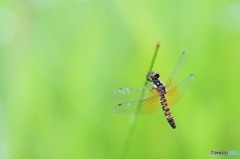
[161,95,177,129]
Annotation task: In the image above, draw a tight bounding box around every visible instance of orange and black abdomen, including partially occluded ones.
[161,96,176,129]
[149,75,176,129]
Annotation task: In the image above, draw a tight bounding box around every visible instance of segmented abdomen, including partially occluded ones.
[161,95,176,129]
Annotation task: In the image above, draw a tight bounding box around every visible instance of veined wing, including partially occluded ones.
[166,74,194,106]
[113,87,160,115]
[114,94,160,115]
[165,51,186,90]
[113,84,154,102]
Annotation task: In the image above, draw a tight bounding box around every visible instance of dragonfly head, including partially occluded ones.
[149,72,159,79]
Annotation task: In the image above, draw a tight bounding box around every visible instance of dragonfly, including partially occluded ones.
[113,52,194,129]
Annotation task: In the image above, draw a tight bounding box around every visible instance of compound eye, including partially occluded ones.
[150,72,159,78]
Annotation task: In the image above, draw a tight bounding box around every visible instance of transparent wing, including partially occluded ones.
[113,86,160,115]
[114,94,160,115]
[113,83,154,102]
[165,52,186,89]
[166,74,194,106]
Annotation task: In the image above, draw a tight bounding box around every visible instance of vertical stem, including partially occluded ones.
[148,42,160,75]
[120,42,161,159]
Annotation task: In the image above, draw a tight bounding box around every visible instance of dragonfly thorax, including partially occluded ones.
[148,72,166,92]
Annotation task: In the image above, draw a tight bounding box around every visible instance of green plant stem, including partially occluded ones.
[120,42,160,159]
[147,42,160,75]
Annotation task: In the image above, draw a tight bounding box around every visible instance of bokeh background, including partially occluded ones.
[0,0,239,159]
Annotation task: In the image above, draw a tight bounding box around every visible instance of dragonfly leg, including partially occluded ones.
[146,72,152,82]
[144,82,154,90]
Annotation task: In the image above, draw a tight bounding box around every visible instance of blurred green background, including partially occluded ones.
[0,0,239,159]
